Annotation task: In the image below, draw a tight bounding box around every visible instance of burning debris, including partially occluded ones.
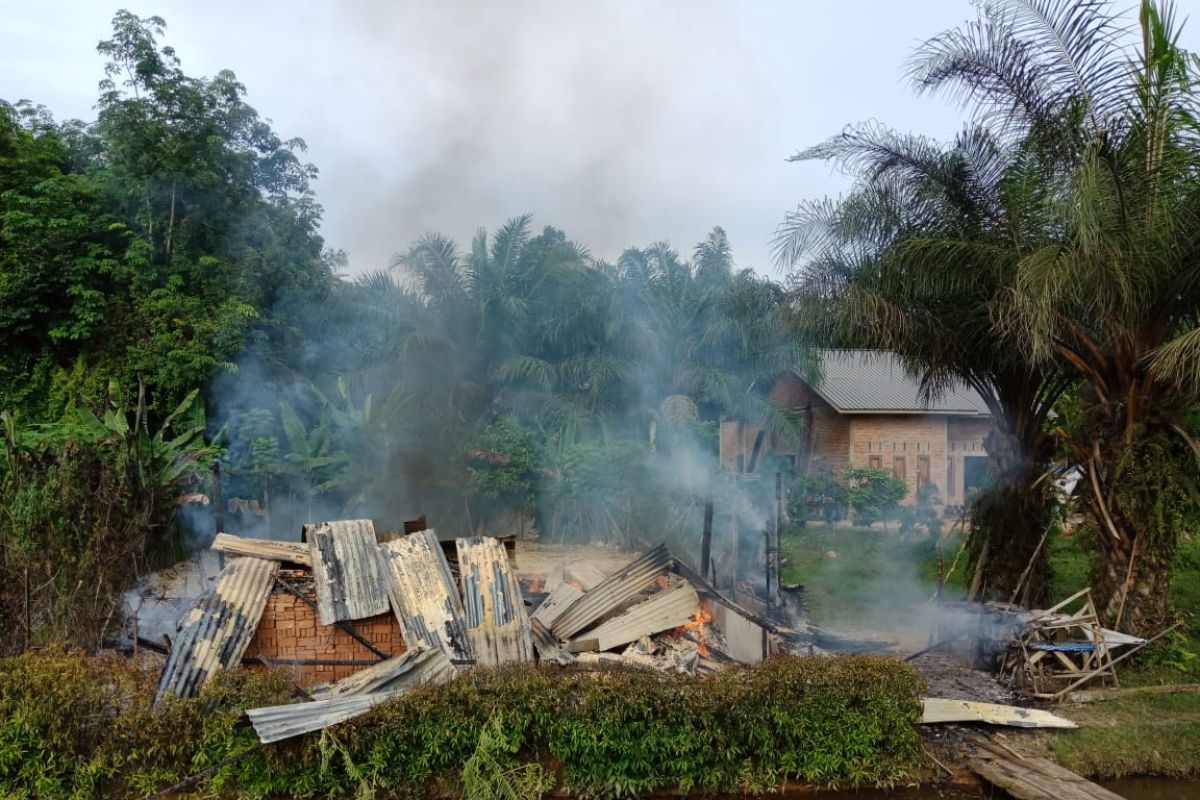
[149,521,821,741]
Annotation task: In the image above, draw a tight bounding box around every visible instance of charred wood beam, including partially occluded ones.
[273,577,389,661]
[671,557,784,634]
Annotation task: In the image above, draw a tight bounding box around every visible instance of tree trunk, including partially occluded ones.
[1085,431,1185,635]
[966,429,1053,607]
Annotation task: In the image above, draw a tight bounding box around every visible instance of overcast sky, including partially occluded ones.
[3,1,1189,276]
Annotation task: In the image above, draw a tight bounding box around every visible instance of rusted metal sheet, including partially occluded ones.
[457,536,533,666]
[378,529,473,662]
[155,556,278,703]
[308,647,455,699]
[576,582,699,652]
[211,533,312,566]
[305,519,389,625]
[550,544,671,641]
[248,649,455,743]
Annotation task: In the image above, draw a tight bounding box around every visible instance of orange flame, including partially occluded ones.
[674,610,712,657]
[522,574,546,593]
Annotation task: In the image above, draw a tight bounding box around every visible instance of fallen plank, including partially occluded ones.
[155,557,278,703]
[210,533,312,567]
[576,583,699,652]
[551,544,671,641]
[457,536,533,666]
[967,737,1125,800]
[922,698,1078,729]
[378,529,473,662]
[307,647,455,699]
[305,520,390,625]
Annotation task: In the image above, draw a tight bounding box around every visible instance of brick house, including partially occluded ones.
[719,350,993,506]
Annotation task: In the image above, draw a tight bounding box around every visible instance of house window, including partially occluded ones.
[948,458,957,496]
[868,455,882,469]
[736,454,744,473]
[893,456,906,482]
[867,441,872,451]
[917,455,931,491]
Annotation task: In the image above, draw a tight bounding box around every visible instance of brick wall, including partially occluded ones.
[245,581,405,686]
[849,414,949,505]
[720,373,850,473]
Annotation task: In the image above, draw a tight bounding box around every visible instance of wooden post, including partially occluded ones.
[774,471,783,605]
[211,459,224,537]
[700,496,714,583]
[730,484,740,591]
[764,529,772,604]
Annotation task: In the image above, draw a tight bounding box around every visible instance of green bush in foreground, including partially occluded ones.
[0,650,925,799]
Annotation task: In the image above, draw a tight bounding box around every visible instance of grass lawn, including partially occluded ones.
[1056,690,1200,779]
[778,521,965,631]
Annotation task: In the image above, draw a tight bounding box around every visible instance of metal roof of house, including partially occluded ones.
[797,350,991,416]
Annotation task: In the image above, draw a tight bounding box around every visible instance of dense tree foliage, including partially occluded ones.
[0,12,332,421]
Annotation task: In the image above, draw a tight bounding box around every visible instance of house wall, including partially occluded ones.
[717,373,997,508]
[946,416,992,501]
[719,373,851,474]
[848,414,950,505]
[245,583,406,686]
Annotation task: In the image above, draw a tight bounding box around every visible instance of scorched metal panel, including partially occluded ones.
[154,556,278,703]
[305,519,390,624]
[378,529,473,662]
[456,536,533,666]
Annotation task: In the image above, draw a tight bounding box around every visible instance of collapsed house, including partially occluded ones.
[154,521,781,740]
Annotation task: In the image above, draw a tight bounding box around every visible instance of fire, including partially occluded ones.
[674,610,712,657]
[522,573,545,593]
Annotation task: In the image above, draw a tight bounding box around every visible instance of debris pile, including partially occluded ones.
[155,521,792,742]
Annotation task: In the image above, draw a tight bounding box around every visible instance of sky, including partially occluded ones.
[2,1,1189,277]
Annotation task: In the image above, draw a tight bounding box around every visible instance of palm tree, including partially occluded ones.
[915,0,1200,632]
[776,122,1071,604]
[781,0,1199,630]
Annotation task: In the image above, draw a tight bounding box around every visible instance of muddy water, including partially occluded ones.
[703,778,1200,798]
[1102,777,1200,799]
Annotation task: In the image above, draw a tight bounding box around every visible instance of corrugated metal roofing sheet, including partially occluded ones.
[550,544,672,641]
[247,648,455,743]
[155,556,278,703]
[307,647,456,700]
[801,350,991,415]
[248,694,386,744]
[306,519,390,625]
[378,530,473,662]
[531,583,584,628]
[457,536,533,666]
[579,582,699,651]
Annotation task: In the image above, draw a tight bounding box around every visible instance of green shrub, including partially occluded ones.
[0,651,925,799]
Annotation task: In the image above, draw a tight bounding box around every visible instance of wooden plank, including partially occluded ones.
[967,739,1126,800]
[306,520,390,625]
[211,533,311,566]
[378,529,473,662]
[921,698,1077,728]
[457,536,533,666]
